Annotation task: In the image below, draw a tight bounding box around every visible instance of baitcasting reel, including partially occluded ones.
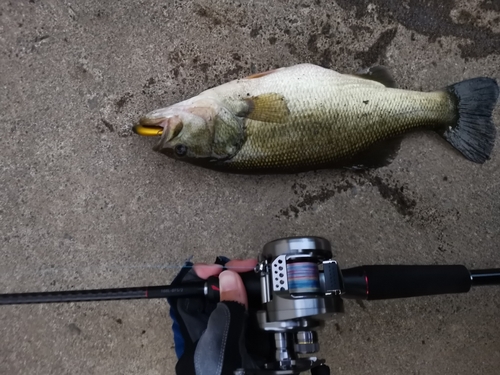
[239,236,343,375]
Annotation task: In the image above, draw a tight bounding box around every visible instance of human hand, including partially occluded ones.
[192,258,258,309]
[168,257,262,375]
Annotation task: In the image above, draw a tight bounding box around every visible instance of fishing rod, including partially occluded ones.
[2,237,500,375]
[1,263,499,306]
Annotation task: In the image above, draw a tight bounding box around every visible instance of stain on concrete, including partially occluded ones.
[68,323,82,335]
[195,5,222,26]
[350,25,373,35]
[307,34,319,54]
[367,174,416,217]
[336,0,500,59]
[279,172,417,218]
[116,93,133,111]
[410,206,461,254]
[100,119,114,132]
[250,26,262,38]
[355,28,398,66]
[480,0,500,12]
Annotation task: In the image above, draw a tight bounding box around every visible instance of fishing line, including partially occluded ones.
[287,260,321,294]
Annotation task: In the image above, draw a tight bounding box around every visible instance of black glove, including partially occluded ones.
[167,257,269,375]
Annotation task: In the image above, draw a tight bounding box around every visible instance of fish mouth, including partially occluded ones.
[132,117,165,136]
[134,115,184,153]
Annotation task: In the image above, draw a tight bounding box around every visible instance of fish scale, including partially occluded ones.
[219,66,454,169]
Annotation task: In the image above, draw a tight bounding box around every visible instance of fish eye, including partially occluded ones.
[174,144,188,157]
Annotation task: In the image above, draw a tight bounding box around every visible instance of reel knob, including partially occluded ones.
[294,331,319,354]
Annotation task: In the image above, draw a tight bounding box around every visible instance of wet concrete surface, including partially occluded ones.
[0,0,499,374]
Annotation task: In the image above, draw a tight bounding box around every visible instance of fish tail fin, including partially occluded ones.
[439,78,498,163]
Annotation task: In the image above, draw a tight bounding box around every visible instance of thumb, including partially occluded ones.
[219,270,248,309]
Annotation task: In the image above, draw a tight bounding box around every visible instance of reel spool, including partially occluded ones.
[243,237,344,375]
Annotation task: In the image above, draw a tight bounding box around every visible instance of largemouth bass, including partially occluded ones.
[133,64,498,172]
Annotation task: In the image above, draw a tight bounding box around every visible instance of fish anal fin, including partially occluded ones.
[239,93,290,123]
[354,66,397,88]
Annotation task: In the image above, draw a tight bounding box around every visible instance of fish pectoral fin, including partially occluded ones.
[354,66,397,88]
[343,136,403,170]
[239,93,290,123]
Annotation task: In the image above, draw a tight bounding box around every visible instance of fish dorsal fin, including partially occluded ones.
[238,93,290,123]
[354,66,397,88]
[245,68,282,79]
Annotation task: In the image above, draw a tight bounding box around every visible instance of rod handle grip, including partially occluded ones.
[342,265,472,300]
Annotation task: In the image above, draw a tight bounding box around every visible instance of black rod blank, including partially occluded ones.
[470,269,500,286]
[0,284,205,305]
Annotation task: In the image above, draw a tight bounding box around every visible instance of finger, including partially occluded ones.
[224,259,258,273]
[193,263,223,279]
[219,270,248,309]
[193,259,257,278]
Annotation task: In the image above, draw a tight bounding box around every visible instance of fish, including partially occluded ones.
[133,64,498,173]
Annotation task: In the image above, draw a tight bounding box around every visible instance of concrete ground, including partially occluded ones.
[1,0,499,374]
